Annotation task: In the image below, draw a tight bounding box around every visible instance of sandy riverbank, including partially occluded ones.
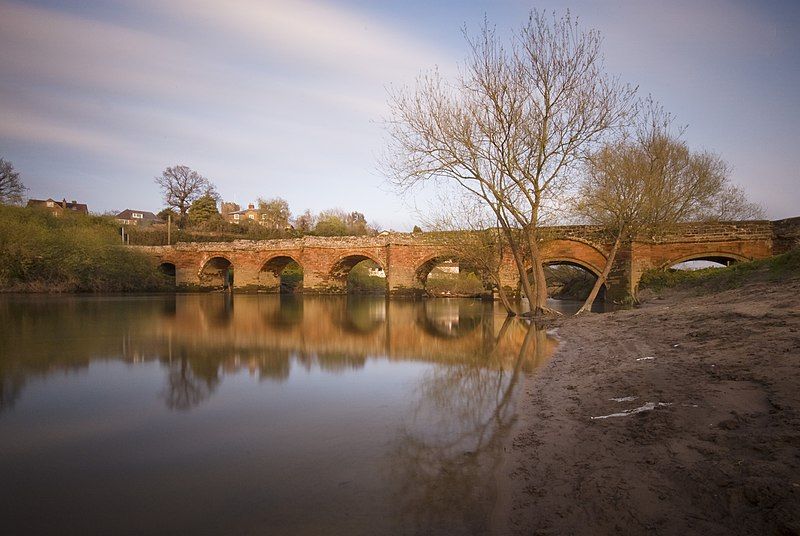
[502,274,800,535]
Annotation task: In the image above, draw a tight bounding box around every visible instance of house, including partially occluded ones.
[115,209,160,226]
[27,198,88,216]
[227,204,263,224]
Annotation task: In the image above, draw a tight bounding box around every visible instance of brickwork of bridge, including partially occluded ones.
[137,217,799,302]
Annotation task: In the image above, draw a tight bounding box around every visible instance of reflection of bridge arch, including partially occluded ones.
[662,251,749,269]
[262,294,304,327]
[199,256,233,288]
[336,297,387,334]
[417,299,485,339]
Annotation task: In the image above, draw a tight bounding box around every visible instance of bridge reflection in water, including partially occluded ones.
[0,295,557,535]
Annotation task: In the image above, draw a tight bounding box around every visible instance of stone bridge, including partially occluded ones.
[137,217,799,302]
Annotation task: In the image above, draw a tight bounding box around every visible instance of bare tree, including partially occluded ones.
[573,99,765,314]
[155,165,214,227]
[0,158,26,205]
[293,209,316,234]
[220,201,240,219]
[385,11,635,315]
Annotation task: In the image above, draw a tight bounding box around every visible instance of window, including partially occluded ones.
[233,214,240,221]
[46,201,54,207]
[248,214,255,220]
[132,212,143,219]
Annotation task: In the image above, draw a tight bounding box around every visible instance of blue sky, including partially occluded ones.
[1,0,798,229]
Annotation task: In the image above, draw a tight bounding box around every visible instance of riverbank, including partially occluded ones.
[0,205,169,292]
[502,264,800,534]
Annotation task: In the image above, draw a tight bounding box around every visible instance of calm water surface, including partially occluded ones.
[0,294,558,535]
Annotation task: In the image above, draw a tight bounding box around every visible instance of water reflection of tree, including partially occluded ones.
[160,351,221,411]
[0,296,167,413]
[388,320,552,534]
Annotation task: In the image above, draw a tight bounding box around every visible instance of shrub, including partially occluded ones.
[0,205,170,292]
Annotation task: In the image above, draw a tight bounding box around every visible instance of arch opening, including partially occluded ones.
[417,256,488,298]
[261,256,303,293]
[336,296,387,333]
[331,255,387,295]
[159,262,176,287]
[542,261,605,302]
[522,260,608,314]
[668,255,742,271]
[200,257,233,289]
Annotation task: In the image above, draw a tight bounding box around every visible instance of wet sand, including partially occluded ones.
[503,276,800,535]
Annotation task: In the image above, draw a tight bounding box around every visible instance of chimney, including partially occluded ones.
[71,200,77,204]
[248,204,255,210]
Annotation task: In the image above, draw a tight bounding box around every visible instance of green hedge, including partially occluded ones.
[0,205,170,292]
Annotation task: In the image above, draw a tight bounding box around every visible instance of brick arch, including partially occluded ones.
[661,251,750,269]
[199,255,234,288]
[260,254,304,276]
[539,239,608,276]
[197,253,235,275]
[414,253,486,286]
[541,258,603,278]
[158,261,177,278]
[329,253,385,279]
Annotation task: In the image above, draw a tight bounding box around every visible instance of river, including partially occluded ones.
[0,294,559,535]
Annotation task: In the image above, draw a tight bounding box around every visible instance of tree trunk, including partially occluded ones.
[576,232,622,315]
[525,232,559,317]
[500,226,536,307]
[494,282,517,316]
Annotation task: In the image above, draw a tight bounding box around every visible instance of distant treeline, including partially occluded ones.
[0,205,170,292]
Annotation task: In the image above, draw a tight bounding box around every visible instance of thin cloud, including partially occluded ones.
[142,0,453,82]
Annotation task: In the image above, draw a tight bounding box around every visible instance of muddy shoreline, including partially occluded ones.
[502,276,800,535]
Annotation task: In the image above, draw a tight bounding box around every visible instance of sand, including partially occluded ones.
[502,276,800,535]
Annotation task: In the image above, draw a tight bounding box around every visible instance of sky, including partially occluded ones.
[1,0,798,229]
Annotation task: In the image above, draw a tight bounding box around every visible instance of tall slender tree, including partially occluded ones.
[385,11,636,315]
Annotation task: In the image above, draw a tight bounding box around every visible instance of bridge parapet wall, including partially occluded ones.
[633,220,774,244]
[772,217,800,254]
[135,218,792,300]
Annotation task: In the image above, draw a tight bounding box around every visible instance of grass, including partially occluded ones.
[639,248,800,294]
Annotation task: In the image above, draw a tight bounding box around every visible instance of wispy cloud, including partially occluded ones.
[0,0,453,224]
[142,0,450,82]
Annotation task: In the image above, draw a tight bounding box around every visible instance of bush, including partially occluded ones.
[0,205,171,292]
